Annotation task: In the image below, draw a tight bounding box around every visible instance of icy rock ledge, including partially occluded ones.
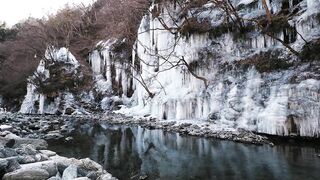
[0,132,117,180]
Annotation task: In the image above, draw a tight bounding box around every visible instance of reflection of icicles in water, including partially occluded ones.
[49,123,320,180]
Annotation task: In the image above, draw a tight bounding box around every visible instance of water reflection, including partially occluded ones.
[48,123,320,180]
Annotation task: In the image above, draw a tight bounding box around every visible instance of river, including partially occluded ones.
[48,122,320,180]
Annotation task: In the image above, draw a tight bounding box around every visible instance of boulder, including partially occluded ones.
[62,164,78,180]
[4,134,20,140]
[80,158,103,172]
[17,156,36,164]
[48,177,61,180]
[65,108,75,115]
[86,171,99,179]
[15,144,37,155]
[20,160,58,177]
[0,136,48,150]
[5,159,21,172]
[0,159,8,169]
[74,177,91,180]
[0,148,18,158]
[45,131,63,140]
[5,139,15,148]
[0,125,13,132]
[3,168,50,180]
[0,131,11,137]
[97,173,117,180]
[47,172,62,180]
[0,159,8,178]
[39,150,57,157]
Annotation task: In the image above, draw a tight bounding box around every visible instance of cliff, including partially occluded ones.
[15,0,320,137]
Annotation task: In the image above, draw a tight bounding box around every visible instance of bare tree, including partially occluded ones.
[0,0,149,103]
[262,0,272,24]
[131,0,306,98]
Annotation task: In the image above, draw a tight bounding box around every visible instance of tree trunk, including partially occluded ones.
[262,0,272,24]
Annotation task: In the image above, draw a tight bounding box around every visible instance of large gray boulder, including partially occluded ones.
[15,144,37,155]
[5,159,21,172]
[20,160,58,177]
[39,150,57,157]
[0,148,18,158]
[62,164,78,180]
[3,168,50,180]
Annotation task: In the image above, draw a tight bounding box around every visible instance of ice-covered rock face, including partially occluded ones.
[19,0,320,137]
[20,47,92,115]
[113,0,320,137]
[307,0,320,8]
[88,39,134,110]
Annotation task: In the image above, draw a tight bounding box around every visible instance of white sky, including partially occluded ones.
[0,0,95,26]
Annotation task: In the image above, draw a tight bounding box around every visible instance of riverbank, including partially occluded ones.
[0,131,117,180]
[47,120,320,180]
[2,112,320,147]
[0,113,271,145]
[1,113,320,179]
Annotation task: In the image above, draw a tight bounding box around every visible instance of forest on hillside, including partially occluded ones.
[0,0,148,105]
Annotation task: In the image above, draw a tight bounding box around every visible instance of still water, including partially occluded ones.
[48,122,320,180]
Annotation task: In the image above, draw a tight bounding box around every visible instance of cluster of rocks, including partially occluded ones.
[0,131,117,180]
[0,113,84,140]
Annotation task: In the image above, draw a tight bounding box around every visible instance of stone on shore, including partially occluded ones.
[74,177,91,180]
[0,136,48,150]
[2,168,50,180]
[39,150,57,157]
[62,164,78,180]
[0,125,13,132]
[20,160,58,177]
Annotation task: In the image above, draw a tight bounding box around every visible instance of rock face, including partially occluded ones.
[19,47,96,115]
[16,0,320,138]
[102,0,320,137]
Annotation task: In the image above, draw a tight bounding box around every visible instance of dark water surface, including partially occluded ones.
[48,122,320,180]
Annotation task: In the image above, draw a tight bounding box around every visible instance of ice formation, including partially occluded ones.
[19,47,89,115]
[88,39,134,110]
[113,0,320,137]
[19,0,320,137]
